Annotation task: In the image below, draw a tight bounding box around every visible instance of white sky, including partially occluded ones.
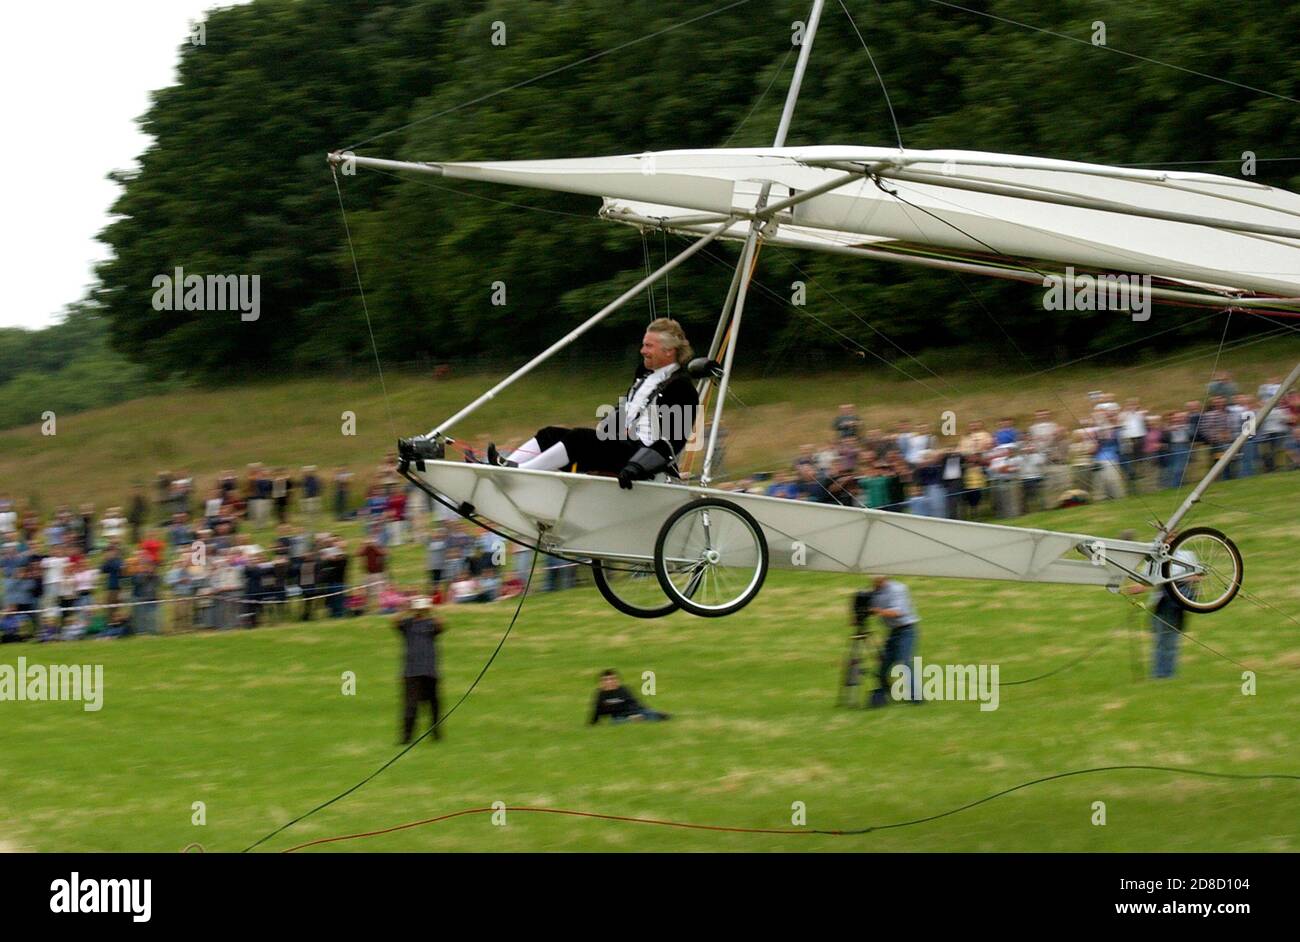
[0,1,250,330]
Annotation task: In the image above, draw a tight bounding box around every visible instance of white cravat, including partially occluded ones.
[625,363,678,446]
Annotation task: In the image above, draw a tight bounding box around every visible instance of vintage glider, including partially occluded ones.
[330,0,1293,618]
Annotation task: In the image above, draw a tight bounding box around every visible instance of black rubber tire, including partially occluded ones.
[591,559,678,619]
[1161,526,1243,614]
[654,497,769,618]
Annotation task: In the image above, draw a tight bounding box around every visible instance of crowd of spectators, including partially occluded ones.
[725,371,1300,518]
[4,371,1296,642]
[0,457,577,644]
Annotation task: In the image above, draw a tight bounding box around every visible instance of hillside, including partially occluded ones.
[1,336,1297,510]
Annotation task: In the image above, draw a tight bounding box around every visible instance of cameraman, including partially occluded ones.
[868,575,922,707]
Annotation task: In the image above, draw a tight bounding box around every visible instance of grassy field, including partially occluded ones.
[2,335,1298,511]
[1,472,1297,852]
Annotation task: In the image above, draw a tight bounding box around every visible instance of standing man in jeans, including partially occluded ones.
[395,596,444,743]
[868,575,922,707]
[1124,547,1198,678]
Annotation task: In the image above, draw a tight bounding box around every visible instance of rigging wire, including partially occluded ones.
[663,229,671,315]
[687,229,1294,608]
[243,549,540,853]
[307,2,1300,858]
[1126,597,1144,682]
[363,157,1292,427]
[1226,582,1300,632]
[1176,313,1234,490]
[341,0,757,152]
[771,247,962,394]
[1118,589,1254,672]
[331,166,397,441]
[921,0,1300,106]
[342,2,1296,623]
[721,46,797,147]
[836,0,904,151]
[1197,493,1299,524]
[363,165,593,219]
[682,232,1294,624]
[878,177,1184,531]
[692,242,953,397]
[640,230,658,319]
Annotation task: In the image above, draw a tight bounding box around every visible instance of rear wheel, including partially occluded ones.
[591,559,678,619]
[1161,526,1243,614]
[654,498,769,618]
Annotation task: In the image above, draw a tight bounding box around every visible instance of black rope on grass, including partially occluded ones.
[241,548,539,853]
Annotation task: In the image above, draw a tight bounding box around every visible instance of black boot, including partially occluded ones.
[487,443,517,468]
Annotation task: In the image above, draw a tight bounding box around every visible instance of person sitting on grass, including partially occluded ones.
[589,669,670,724]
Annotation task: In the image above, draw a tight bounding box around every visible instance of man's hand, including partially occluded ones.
[618,447,668,490]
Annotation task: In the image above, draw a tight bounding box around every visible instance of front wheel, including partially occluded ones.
[654,498,768,618]
[591,559,678,619]
[1161,526,1243,614]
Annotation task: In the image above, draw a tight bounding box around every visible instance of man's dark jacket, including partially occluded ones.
[612,363,699,465]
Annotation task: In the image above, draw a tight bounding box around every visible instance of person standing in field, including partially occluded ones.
[868,575,922,706]
[359,536,387,611]
[1123,545,1199,679]
[272,468,293,524]
[333,466,352,520]
[425,524,448,599]
[128,485,148,546]
[301,466,321,519]
[395,596,445,743]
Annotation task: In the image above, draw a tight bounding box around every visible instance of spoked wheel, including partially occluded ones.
[654,498,769,618]
[591,558,679,619]
[1161,526,1243,614]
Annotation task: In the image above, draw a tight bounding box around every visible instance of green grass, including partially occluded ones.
[2,473,1297,852]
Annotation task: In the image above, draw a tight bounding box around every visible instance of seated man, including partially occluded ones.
[491,318,699,488]
[403,318,700,489]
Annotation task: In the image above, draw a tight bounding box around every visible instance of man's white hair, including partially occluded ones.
[646,317,693,366]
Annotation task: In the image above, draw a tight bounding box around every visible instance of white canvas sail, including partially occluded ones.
[398,145,1300,300]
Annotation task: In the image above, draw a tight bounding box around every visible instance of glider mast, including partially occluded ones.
[699,0,826,484]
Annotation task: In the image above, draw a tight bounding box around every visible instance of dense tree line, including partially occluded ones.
[89,0,1300,381]
[0,304,160,429]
